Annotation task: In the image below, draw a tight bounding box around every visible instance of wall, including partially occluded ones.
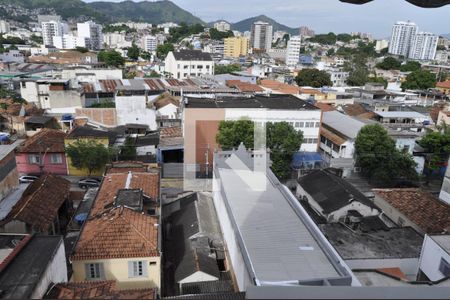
[157,104,179,120]
[65,138,109,176]
[346,258,419,279]
[178,271,218,289]
[0,151,19,200]
[72,256,161,291]
[16,152,68,175]
[75,108,118,127]
[31,239,68,298]
[419,235,450,282]
[164,52,214,80]
[20,81,40,104]
[212,174,253,291]
[61,69,123,81]
[46,90,84,110]
[115,96,157,131]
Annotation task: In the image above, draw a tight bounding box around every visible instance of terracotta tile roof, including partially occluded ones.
[154,94,179,110]
[373,188,450,234]
[226,80,264,93]
[19,128,66,153]
[2,174,70,231]
[437,80,450,89]
[259,79,300,94]
[106,162,148,174]
[71,170,160,261]
[48,281,156,299]
[299,88,326,95]
[376,268,409,281]
[160,127,182,138]
[71,208,159,261]
[320,127,346,146]
[342,103,370,116]
[314,102,335,112]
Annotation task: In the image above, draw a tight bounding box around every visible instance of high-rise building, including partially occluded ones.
[224,37,249,58]
[409,32,439,60]
[214,21,231,32]
[0,21,10,34]
[53,34,88,49]
[299,26,315,38]
[250,21,273,52]
[41,20,67,46]
[388,21,418,57]
[285,35,302,67]
[77,21,103,50]
[141,35,158,52]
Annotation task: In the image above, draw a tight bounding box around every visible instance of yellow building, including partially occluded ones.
[64,126,111,176]
[71,170,161,292]
[224,37,249,58]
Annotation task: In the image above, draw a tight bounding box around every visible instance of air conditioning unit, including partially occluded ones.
[353,167,361,173]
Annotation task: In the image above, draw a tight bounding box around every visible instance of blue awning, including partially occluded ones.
[292,152,323,169]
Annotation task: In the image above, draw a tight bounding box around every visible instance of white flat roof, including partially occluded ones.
[322,111,365,139]
[217,167,342,282]
[376,111,428,119]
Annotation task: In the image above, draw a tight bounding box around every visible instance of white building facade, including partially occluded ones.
[164,50,214,80]
[77,21,103,50]
[214,21,231,32]
[250,21,273,52]
[409,32,438,61]
[388,21,418,57]
[41,20,67,47]
[285,35,302,67]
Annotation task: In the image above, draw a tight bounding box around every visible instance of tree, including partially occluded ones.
[419,127,450,171]
[30,34,43,45]
[401,70,436,90]
[355,124,417,184]
[65,140,112,175]
[326,48,335,56]
[367,76,388,89]
[307,33,337,45]
[209,28,234,40]
[145,70,161,78]
[215,64,241,75]
[376,57,402,70]
[337,33,353,43]
[98,50,125,67]
[216,120,303,180]
[127,43,140,60]
[120,137,137,161]
[75,46,88,53]
[347,66,369,86]
[295,68,332,88]
[140,51,151,60]
[156,43,174,59]
[400,61,421,72]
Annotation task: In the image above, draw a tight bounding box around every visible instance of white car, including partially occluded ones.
[19,175,39,184]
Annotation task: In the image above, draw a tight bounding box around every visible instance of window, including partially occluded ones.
[439,258,450,277]
[315,122,320,128]
[85,263,104,280]
[295,122,301,128]
[183,65,189,69]
[305,122,314,128]
[129,261,148,278]
[28,154,40,165]
[206,65,210,69]
[50,154,62,164]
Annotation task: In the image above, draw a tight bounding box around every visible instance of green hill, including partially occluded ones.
[230,15,298,35]
[0,0,204,25]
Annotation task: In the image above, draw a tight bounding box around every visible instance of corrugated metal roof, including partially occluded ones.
[322,111,365,140]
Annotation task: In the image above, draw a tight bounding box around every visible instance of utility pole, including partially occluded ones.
[205,143,210,178]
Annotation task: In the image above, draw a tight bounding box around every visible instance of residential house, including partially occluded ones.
[20,78,85,113]
[0,100,45,136]
[183,94,322,180]
[296,169,380,222]
[165,50,214,80]
[65,126,116,176]
[16,129,68,175]
[374,111,430,125]
[212,145,355,290]
[436,80,450,95]
[28,50,98,65]
[153,93,180,122]
[46,281,157,299]
[373,188,450,235]
[225,80,265,94]
[0,143,20,200]
[0,235,67,299]
[417,235,450,282]
[259,79,300,95]
[70,169,161,292]
[24,116,60,136]
[163,193,226,296]
[0,174,71,234]
[158,127,184,178]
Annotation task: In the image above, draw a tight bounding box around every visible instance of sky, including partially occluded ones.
[83,0,450,38]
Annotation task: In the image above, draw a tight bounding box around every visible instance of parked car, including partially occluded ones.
[19,175,39,184]
[78,178,101,189]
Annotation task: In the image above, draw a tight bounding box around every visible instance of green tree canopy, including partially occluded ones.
[120,137,137,161]
[209,28,234,40]
[215,64,241,75]
[376,57,402,70]
[75,46,88,53]
[98,50,125,67]
[295,68,332,88]
[367,76,388,89]
[127,43,140,60]
[156,43,174,59]
[419,127,450,170]
[355,124,417,184]
[326,48,335,56]
[216,120,303,180]
[400,61,421,72]
[168,23,204,43]
[65,140,112,175]
[401,70,436,90]
[307,33,337,45]
[336,33,353,43]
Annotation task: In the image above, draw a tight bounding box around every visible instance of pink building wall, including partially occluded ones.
[16,153,68,175]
